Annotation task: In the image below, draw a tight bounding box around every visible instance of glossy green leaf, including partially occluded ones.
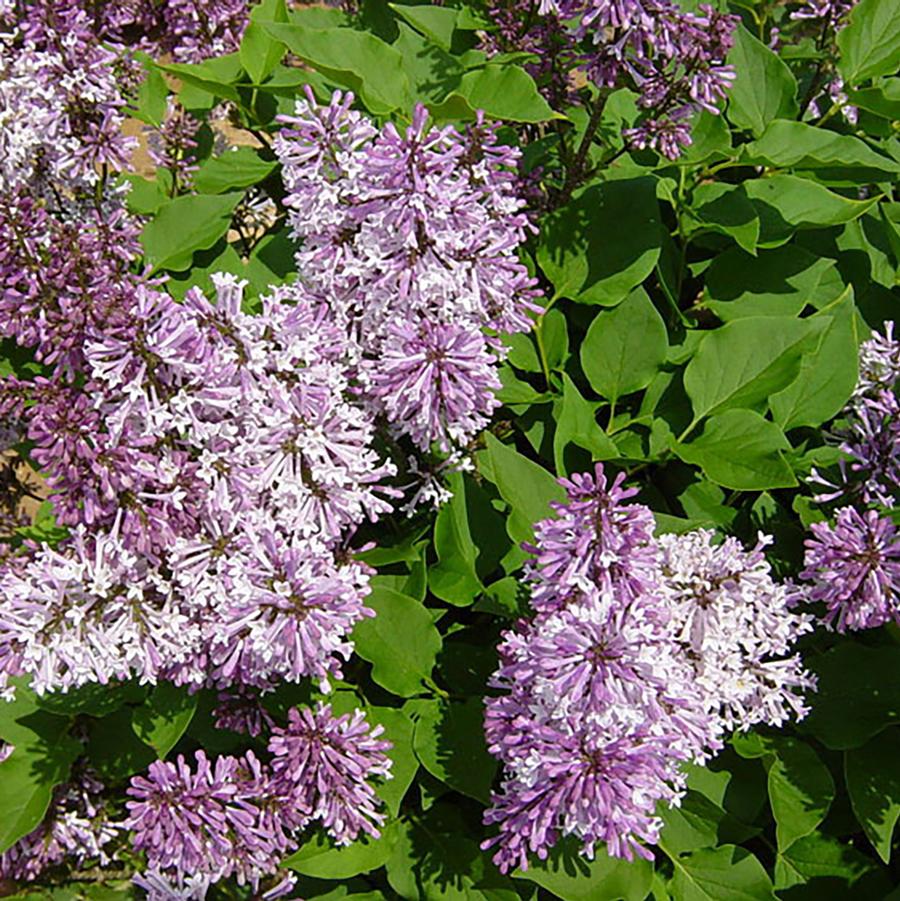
[390,3,458,49]
[411,698,496,803]
[726,27,798,135]
[366,707,418,818]
[744,175,880,227]
[743,121,900,178]
[194,147,278,193]
[351,586,441,697]
[674,409,796,490]
[846,727,900,862]
[263,23,411,113]
[141,192,242,271]
[837,0,900,84]
[515,837,653,901]
[283,822,399,878]
[667,845,776,900]
[683,315,822,421]
[553,373,619,473]
[430,64,560,122]
[766,738,835,851]
[537,179,662,305]
[429,471,484,606]
[687,183,760,253]
[800,642,900,749]
[770,289,859,429]
[132,682,198,759]
[703,245,840,320]
[581,288,668,403]
[481,432,566,543]
[240,0,289,83]
[775,832,887,891]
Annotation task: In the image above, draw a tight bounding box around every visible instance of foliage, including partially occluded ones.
[1,0,900,897]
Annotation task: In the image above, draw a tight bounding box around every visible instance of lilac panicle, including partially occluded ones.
[801,506,900,632]
[483,464,814,871]
[268,703,393,845]
[275,89,540,451]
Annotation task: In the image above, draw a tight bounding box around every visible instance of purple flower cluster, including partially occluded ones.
[126,703,391,894]
[802,507,900,632]
[486,0,738,158]
[801,324,900,633]
[275,90,540,452]
[0,275,396,698]
[7,0,249,63]
[483,465,814,872]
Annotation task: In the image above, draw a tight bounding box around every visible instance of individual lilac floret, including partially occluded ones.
[801,506,900,632]
[657,530,816,731]
[525,464,660,612]
[268,703,393,845]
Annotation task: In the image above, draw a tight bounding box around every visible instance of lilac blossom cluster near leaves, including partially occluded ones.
[483,466,813,871]
[275,90,541,453]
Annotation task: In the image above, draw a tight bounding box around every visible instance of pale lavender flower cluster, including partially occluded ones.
[532,0,738,158]
[483,465,814,872]
[126,703,391,895]
[0,768,120,883]
[0,275,395,699]
[275,89,540,452]
[801,325,900,633]
[801,507,900,632]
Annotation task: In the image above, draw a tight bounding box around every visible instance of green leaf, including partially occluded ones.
[430,64,560,123]
[726,27,798,135]
[263,23,410,114]
[514,837,652,901]
[122,175,168,216]
[157,57,242,104]
[660,790,757,854]
[132,54,169,127]
[703,245,840,321]
[667,845,776,901]
[687,184,760,254]
[386,804,518,901]
[770,288,859,429]
[390,3,458,49]
[744,175,880,228]
[141,192,242,271]
[0,737,80,853]
[683,315,823,421]
[581,287,668,404]
[837,0,900,84]
[132,682,197,759]
[429,470,484,606]
[553,374,619,474]
[411,697,496,803]
[240,0,289,83]
[846,727,900,862]
[283,822,399,878]
[775,832,886,891]
[848,79,900,119]
[193,147,277,194]
[366,707,418,818]
[542,307,570,371]
[481,433,566,544]
[743,121,900,179]
[0,681,81,853]
[87,708,156,782]
[537,178,662,305]
[766,738,835,851]
[800,642,900,749]
[674,410,796,490]
[351,586,441,697]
